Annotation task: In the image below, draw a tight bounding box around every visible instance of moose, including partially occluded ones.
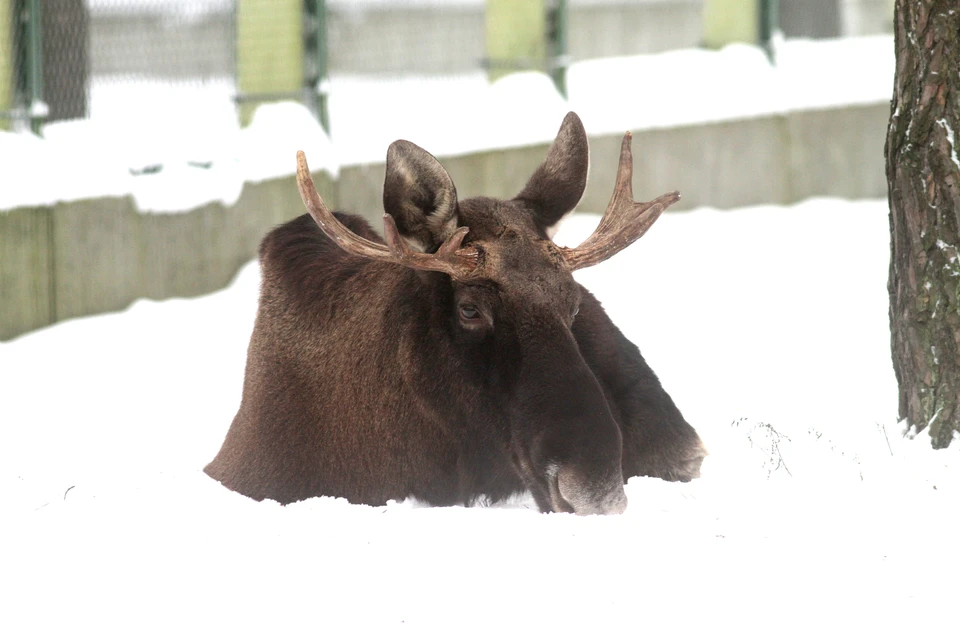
[205,112,706,514]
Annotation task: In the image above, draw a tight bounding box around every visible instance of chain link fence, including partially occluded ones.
[1,0,236,132]
[0,0,892,134]
[780,0,893,39]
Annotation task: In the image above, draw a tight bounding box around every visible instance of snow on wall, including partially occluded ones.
[0,36,893,214]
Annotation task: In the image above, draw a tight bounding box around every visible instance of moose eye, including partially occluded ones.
[459,305,480,321]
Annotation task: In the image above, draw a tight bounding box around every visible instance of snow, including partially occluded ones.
[0,35,893,213]
[89,0,232,17]
[3,197,958,638]
[3,25,956,637]
[937,118,960,171]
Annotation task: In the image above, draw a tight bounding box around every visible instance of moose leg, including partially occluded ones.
[572,287,706,482]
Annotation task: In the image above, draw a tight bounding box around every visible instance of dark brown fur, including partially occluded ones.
[205,113,705,513]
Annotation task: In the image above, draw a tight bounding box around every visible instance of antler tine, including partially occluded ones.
[297,150,392,260]
[595,133,636,237]
[296,151,480,279]
[381,214,478,278]
[559,133,680,271]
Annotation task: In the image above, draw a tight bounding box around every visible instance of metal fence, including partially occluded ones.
[1,0,237,132]
[0,0,892,135]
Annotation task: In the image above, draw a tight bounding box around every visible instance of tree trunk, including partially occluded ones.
[886,1,960,448]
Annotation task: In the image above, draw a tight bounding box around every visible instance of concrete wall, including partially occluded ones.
[340,101,890,216]
[1,101,888,341]
[0,171,335,341]
[584,103,890,212]
[0,206,54,338]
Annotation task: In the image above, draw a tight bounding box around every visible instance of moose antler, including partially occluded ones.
[560,133,680,271]
[296,151,480,279]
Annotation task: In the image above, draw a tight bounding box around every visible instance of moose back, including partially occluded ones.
[205,112,706,514]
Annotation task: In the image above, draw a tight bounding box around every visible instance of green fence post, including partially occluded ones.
[485,0,547,84]
[547,0,568,98]
[702,0,758,49]
[304,0,329,134]
[0,0,11,130]
[236,0,303,127]
[26,0,45,134]
[759,0,779,63]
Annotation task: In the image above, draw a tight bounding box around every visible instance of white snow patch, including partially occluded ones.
[3,198,958,638]
[937,118,960,171]
[1,35,893,213]
[935,239,958,265]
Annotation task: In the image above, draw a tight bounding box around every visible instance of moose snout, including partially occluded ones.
[556,466,627,516]
[605,487,628,515]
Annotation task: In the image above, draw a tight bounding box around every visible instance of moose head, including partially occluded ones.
[205,112,703,514]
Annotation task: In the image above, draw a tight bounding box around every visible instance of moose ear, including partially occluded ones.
[383,140,460,252]
[514,111,590,231]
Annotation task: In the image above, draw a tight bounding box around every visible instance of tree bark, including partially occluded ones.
[886,1,960,448]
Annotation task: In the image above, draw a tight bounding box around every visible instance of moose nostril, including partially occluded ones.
[558,467,627,515]
[688,456,705,478]
[607,489,628,515]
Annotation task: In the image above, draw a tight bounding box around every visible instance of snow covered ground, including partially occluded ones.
[0,35,893,212]
[3,197,958,638]
[3,29,955,638]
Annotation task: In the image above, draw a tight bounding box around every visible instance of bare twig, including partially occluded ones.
[735,419,793,478]
[877,422,894,456]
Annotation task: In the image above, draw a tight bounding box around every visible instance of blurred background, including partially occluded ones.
[0,0,893,132]
[0,0,896,340]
